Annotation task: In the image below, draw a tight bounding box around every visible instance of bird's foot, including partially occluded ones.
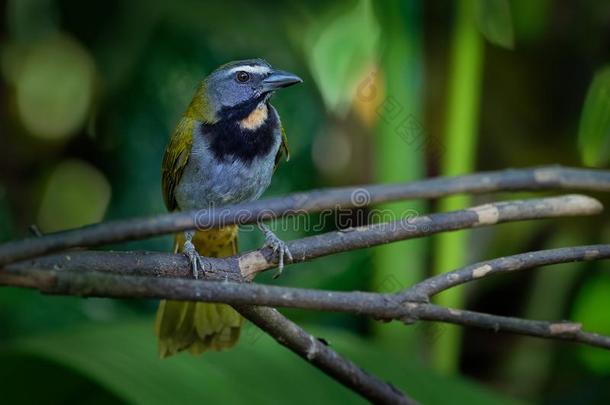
[183,237,210,279]
[259,224,293,279]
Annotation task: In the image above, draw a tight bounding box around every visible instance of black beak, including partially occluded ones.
[261,70,303,93]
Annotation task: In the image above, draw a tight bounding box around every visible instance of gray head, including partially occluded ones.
[191,59,302,122]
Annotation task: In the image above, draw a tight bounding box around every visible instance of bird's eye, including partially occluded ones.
[236,71,250,83]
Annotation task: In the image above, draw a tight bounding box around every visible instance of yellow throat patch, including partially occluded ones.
[239,103,268,130]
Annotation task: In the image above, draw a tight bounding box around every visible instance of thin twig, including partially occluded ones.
[2,167,610,403]
[0,267,398,315]
[403,245,610,299]
[236,195,602,278]
[1,165,609,265]
[7,195,603,282]
[409,303,610,350]
[3,244,610,350]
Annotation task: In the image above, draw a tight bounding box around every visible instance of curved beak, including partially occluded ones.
[261,70,303,93]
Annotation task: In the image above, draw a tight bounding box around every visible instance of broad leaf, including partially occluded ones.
[1,321,520,404]
[572,272,610,372]
[474,0,514,49]
[304,0,380,115]
[578,66,610,167]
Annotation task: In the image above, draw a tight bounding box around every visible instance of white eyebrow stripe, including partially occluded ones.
[226,65,271,75]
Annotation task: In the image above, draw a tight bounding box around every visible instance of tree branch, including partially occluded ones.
[0,261,416,403]
[2,195,606,354]
[2,247,610,351]
[1,165,609,266]
[403,245,610,299]
[3,167,610,403]
[8,195,602,282]
[235,306,416,405]
[409,304,610,350]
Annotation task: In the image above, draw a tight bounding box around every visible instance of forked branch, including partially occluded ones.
[2,167,610,404]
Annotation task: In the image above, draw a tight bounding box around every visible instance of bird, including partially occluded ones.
[155,59,302,358]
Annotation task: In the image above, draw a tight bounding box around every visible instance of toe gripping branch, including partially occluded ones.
[183,231,211,279]
[258,223,293,278]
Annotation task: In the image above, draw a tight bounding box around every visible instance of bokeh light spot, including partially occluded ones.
[37,159,111,232]
[16,33,95,140]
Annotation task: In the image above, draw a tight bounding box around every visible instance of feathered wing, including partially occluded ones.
[274,126,290,172]
[161,117,194,211]
[156,116,243,358]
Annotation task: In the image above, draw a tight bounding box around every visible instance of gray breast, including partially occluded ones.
[175,122,280,210]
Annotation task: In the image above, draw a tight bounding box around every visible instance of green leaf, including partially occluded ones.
[304,0,380,114]
[1,321,519,405]
[511,0,550,43]
[0,353,124,404]
[578,66,610,167]
[572,272,610,373]
[474,0,514,49]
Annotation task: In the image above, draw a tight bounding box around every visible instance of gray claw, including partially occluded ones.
[183,238,209,279]
[259,224,292,278]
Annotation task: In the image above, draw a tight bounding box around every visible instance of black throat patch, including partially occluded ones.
[200,97,279,164]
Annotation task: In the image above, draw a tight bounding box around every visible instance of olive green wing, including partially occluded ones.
[161,117,194,211]
[274,126,290,172]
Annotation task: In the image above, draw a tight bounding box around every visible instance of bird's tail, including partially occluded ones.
[155,226,243,358]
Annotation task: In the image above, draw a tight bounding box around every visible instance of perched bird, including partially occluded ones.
[155,59,302,357]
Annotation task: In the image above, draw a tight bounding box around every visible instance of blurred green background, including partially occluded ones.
[1,0,610,403]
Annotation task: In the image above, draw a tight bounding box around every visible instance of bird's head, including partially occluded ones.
[187,59,302,123]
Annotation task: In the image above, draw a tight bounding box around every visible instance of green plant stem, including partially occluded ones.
[372,0,425,353]
[432,0,485,373]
